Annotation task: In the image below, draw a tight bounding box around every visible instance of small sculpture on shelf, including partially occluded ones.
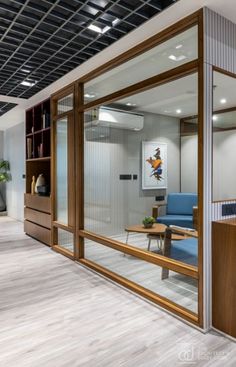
[35,174,46,194]
[31,176,36,194]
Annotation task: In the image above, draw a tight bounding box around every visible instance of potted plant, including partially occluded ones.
[142,216,156,228]
[0,160,11,212]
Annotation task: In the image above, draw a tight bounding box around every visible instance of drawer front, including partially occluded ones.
[24,193,51,214]
[24,207,51,229]
[24,220,51,246]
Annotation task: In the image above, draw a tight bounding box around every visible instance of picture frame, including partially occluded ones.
[142,141,167,190]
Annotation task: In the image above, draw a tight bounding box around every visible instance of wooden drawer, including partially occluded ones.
[24,193,51,214]
[24,220,51,246]
[24,207,51,229]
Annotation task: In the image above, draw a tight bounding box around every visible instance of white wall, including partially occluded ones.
[181,130,236,201]
[4,122,25,221]
[213,130,236,201]
[0,130,5,205]
[0,131,3,158]
[181,135,198,193]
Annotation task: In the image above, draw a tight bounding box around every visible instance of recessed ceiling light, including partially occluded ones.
[21,80,37,87]
[175,44,183,49]
[88,23,110,34]
[126,102,136,106]
[168,54,187,62]
[220,98,227,104]
[112,18,120,26]
[176,109,182,114]
[213,115,218,121]
[85,93,96,99]
[21,69,31,73]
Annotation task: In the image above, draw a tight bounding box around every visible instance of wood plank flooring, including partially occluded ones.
[0,216,236,367]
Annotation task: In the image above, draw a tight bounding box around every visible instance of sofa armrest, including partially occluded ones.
[152,204,165,218]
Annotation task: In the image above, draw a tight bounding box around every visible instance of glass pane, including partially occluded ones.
[57,93,73,115]
[58,228,74,253]
[85,239,198,314]
[84,26,198,103]
[56,118,68,224]
[213,71,236,201]
[84,73,198,268]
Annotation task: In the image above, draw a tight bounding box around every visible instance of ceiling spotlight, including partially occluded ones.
[168,54,187,62]
[126,102,136,107]
[176,109,182,114]
[21,69,31,73]
[220,98,227,104]
[84,93,96,99]
[175,44,183,49]
[213,115,218,121]
[21,80,37,87]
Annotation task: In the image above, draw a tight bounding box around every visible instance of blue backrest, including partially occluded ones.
[167,193,197,215]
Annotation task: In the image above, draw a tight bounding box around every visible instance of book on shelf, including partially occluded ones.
[37,143,43,158]
[27,138,32,159]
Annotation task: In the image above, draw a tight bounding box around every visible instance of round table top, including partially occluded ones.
[125,223,167,234]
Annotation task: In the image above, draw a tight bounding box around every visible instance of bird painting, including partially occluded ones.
[146,147,163,181]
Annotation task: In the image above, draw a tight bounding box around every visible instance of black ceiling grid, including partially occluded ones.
[0,101,17,116]
[0,0,178,104]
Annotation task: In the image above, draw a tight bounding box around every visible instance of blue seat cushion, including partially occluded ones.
[157,215,193,229]
[170,237,198,266]
[167,193,197,215]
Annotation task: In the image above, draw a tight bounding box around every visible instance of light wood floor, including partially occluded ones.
[0,216,236,367]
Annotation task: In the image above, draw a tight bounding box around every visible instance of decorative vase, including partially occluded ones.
[35,174,46,194]
[31,176,36,194]
[143,223,153,229]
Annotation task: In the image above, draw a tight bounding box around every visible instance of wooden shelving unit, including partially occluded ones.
[24,98,52,246]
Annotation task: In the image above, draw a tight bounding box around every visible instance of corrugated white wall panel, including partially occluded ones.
[204,7,236,73]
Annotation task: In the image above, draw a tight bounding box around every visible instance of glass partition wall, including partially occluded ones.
[213,71,236,202]
[52,12,204,326]
[51,88,76,257]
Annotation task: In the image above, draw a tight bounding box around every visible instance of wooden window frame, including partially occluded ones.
[51,9,204,327]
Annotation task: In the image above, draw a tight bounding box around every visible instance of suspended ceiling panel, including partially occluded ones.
[0,101,17,116]
[0,0,178,103]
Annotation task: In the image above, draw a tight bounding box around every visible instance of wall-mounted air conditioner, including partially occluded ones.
[85,106,144,131]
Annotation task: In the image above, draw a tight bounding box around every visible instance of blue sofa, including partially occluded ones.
[156,193,197,229]
[161,227,198,279]
[170,237,198,266]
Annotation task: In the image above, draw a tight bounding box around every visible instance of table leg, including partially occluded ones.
[147,236,151,251]
[123,232,129,256]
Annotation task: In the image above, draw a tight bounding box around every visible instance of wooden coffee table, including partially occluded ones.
[125,223,167,251]
[124,223,194,252]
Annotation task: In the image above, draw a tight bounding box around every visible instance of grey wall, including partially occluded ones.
[124,112,180,225]
[85,112,180,236]
[4,122,25,221]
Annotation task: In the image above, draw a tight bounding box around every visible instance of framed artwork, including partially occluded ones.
[142,141,167,190]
